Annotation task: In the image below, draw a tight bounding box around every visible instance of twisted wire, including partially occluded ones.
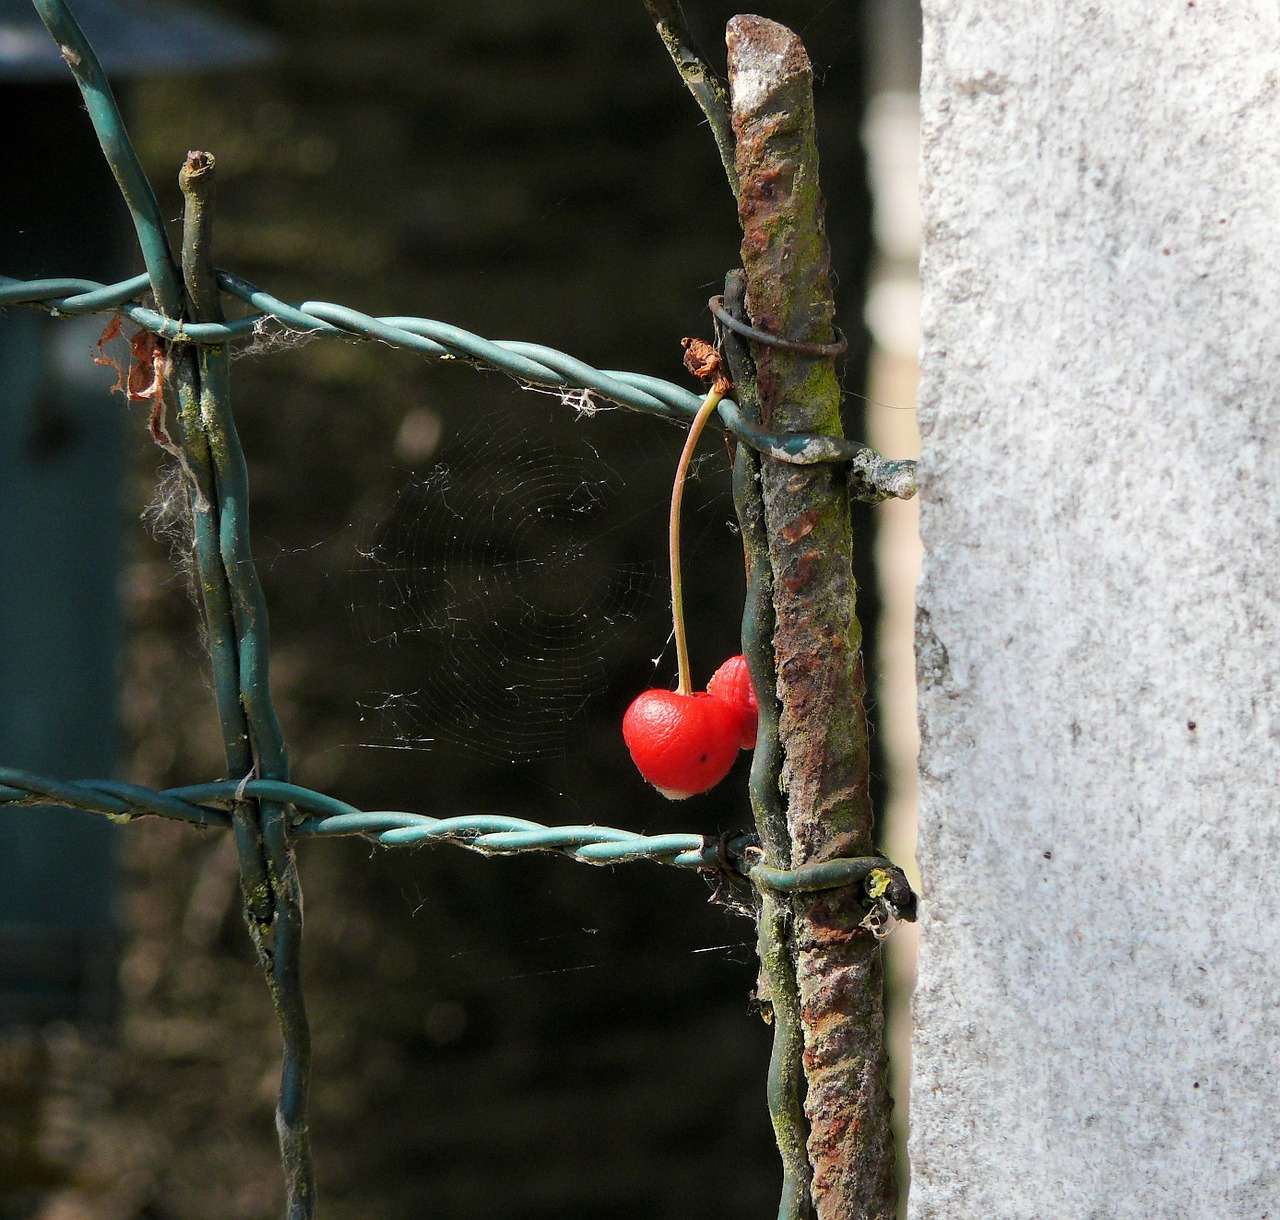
[0,767,914,903]
[0,272,916,503]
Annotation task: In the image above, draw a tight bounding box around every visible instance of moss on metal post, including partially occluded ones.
[727,17,897,1219]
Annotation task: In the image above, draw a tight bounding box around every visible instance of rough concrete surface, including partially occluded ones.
[912,3,1280,1217]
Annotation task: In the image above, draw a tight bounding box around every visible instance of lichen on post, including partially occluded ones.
[727,16,897,1219]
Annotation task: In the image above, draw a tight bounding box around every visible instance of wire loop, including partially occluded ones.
[709,293,848,357]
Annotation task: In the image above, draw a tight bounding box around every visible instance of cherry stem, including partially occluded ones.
[670,386,724,696]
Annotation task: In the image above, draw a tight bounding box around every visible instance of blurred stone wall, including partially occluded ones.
[14,3,883,1217]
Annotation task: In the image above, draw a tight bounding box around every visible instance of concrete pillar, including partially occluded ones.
[911,4,1280,1215]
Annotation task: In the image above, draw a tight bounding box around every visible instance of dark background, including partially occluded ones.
[6,2,907,1216]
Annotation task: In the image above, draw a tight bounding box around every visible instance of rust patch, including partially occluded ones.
[802,1011,863,1071]
[801,918,860,953]
[745,164,787,203]
[740,228,771,264]
[780,549,823,593]
[816,1111,852,1147]
[780,508,820,542]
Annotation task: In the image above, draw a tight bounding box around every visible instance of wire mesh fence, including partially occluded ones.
[3,2,919,1216]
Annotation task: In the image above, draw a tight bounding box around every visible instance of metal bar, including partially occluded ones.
[728,17,898,1217]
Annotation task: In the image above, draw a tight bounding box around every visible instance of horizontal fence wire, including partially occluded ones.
[0,767,914,905]
[0,272,917,504]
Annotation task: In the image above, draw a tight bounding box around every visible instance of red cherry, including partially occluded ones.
[707,654,759,749]
[622,689,741,799]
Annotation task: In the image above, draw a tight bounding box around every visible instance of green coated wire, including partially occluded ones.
[0,768,917,904]
[1,272,153,313]
[177,152,314,1220]
[0,272,917,503]
[724,271,813,1219]
[28,0,183,316]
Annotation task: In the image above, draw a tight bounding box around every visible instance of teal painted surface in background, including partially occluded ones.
[0,83,128,1023]
[0,305,123,1023]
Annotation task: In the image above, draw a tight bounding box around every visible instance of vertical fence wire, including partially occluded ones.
[178,152,314,1217]
[725,272,812,1220]
[29,0,182,317]
[26,1,317,1212]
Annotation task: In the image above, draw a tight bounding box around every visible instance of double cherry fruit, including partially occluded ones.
[621,342,760,800]
[623,655,758,800]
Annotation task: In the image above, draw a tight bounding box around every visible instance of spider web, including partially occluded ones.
[352,405,665,766]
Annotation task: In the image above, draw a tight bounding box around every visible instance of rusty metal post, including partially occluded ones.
[727,17,897,1219]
